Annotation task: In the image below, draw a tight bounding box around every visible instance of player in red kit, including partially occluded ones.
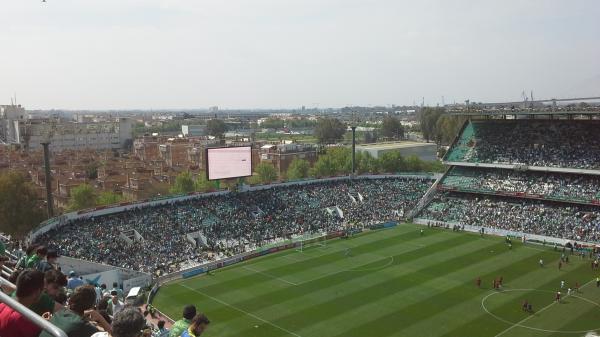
[476,277,481,288]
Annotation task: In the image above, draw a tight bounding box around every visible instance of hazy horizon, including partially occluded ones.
[1,0,599,110]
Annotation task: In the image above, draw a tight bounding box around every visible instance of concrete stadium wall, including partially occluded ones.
[444,161,600,176]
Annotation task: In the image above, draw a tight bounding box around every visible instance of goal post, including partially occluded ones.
[294,232,328,252]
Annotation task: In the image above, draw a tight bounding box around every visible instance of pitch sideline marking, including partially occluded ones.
[242,265,299,286]
[483,278,597,336]
[180,283,302,337]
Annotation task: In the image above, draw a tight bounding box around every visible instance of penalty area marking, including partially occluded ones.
[180,283,302,337]
[482,280,599,336]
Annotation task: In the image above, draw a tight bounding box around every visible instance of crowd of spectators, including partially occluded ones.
[441,167,600,204]
[0,243,211,337]
[446,120,600,169]
[37,177,433,275]
[419,192,600,242]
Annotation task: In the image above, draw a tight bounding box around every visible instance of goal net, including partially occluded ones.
[294,232,327,252]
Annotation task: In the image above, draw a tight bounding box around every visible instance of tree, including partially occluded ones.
[310,155,335,178]
[404,155,423,172]
[356,151,379,174]
[253,163,278,184]
[419,107,445,142]
[314,118,347,144]
[326,147,352,175]
[171,171,196,194]
[206,119,228,139]
[194,172,213,192]
[261,118,285,129]
[68,184,97,211]
[379,151,405,173]
[381,116,404,140]
[286,159,310,180]
[85,162,100,180]
[434,115,467,145]
[97,191,124,206]
[0,172,45,238]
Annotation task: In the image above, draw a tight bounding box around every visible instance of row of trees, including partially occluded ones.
[67,185,125,211]
[314,116,405,144]
[306,147,443,178]
[419,107,467,145]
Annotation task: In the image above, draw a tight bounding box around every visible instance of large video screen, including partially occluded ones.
[206,146,252,180]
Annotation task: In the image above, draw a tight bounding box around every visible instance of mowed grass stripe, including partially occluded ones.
[294,241,541,337]
[176,227,452,299]
[231,236,506,336]
[176,226,428,292]
[398,247,570,337]
[502,278,600,337]
[326,246,555,337]
[155,229,475,331]
[245,234,506,331]
[174,231,477,322]
[436,255,596,337]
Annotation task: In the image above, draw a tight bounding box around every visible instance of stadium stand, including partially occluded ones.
[420,117,600,244]
[37,177,433,275]
[420,192,600,242]
[444,120,600,169]
[440,166,600,204]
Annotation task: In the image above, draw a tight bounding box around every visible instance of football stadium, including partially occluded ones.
[4,108,600,337]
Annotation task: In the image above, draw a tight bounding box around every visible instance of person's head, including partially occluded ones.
[46,250,59,264]
[69,270,77,278]
[111,307,146,337]
[36,245,48,258]
[16,269,45,302]
[69,285,97,315]
[189,313,210,335]
[98,297,110,311]
[45,269,67,297]
[157,320,165,330]
[101,283,107,290]
[25,244,38,257]
[183,304,196,320]
[111,290,119,302]
[0,255,8,267]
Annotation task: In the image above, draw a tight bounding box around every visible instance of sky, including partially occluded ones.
[0,0,599,110]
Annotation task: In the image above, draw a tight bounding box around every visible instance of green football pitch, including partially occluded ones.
[153,224,600,337]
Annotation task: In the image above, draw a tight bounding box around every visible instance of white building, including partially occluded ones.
[181,125,206,137]
[1,104,133,151]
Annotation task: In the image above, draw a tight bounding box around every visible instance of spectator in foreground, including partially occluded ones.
[15,244,37,270]
[28,269,66,316]
[40,285,112,337]
[91,307,148,337]
[26,245,47,269]
[68,271,85,290]
[107,290,124,317]
[169,305,196,337]
[154,320,169,337]
[111,282,124,300]
[181,313,210,337]
[0,270,45,337]
[38,249,59,273]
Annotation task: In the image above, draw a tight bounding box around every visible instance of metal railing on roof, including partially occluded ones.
[0,284,68,337]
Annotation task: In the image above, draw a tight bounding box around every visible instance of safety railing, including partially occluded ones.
[0,283,67,337]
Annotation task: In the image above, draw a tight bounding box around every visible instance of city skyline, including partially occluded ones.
[0,0,599,110]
